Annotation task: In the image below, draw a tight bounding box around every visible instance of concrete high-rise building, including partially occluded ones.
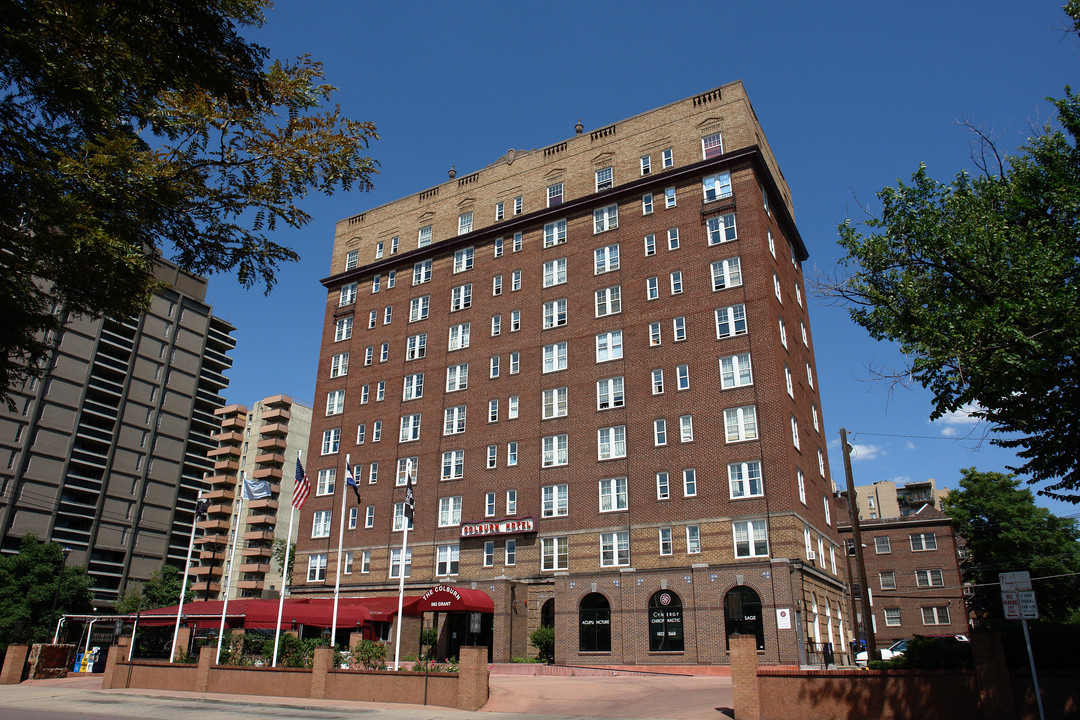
[296,82,847,666]
[0,260,234,605]
[193,395,312,600]
[855,478,948,520]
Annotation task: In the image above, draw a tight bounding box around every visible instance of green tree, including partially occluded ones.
[115,564,194,614]
[0,534,94,655]
[0,0,377,406]
[942,469,1080,624]
[271,538,295,587]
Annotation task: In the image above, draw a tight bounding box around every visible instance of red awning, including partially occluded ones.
[131,598,373,629]
[411,585,494,614]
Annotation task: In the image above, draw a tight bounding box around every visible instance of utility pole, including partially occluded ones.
[841,428,876,662]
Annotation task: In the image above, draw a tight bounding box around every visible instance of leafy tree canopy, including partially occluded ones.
[0,534,94,654]
[942,469,1080,624]
[115,563,194,614]
[0,0,377,405]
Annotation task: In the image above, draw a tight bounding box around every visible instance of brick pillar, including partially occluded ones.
[310,645,333,699]
[0,644,29,685]
[195,645,213,693]
[99,639,127,689]
[172,627,192,662]
[971,631,1018,720]
[729,634,760,720]
[456,646,489,711]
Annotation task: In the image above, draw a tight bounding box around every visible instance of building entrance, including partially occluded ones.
[724,586,764,650]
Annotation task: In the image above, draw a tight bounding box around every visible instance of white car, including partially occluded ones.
[855,638,909,665]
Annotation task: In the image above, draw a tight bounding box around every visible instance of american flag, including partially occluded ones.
[293,458,310,509]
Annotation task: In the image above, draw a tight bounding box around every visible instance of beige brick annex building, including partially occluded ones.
[295,82,847,666]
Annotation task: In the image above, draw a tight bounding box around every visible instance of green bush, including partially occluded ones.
[419,626,438,660]
[352,638,387,669]
[529,625,554,662]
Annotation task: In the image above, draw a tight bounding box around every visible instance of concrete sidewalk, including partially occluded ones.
[1,671,733,720]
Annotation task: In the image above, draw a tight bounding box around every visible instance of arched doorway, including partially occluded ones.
[578,593,610,652]
[724,586,764,651]
[648,590,684,651]
[540,598,555,662]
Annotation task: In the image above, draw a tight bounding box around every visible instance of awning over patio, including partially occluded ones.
[411,585,495,614]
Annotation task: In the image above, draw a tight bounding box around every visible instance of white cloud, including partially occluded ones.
[887,475,912,484]
[904,441,916,451]
[849,443,884,461]
[932,403,984,437]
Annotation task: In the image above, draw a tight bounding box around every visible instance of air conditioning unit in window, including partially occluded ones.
[963,583,975,597]
[806,550,817,561]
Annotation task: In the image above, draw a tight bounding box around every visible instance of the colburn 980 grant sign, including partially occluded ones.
[460,516,536,538]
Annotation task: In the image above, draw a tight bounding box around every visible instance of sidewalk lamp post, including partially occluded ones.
[48,546,71,643]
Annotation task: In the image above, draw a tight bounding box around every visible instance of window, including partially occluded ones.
[596,376,624,410]
[513,195,523,215]
[640,154,652,175]
[389,548,411,578]
[444,406,466,435]
[409,295,429,322]
[595,286,621,317]
[433,545,461,576]
[785,365,794,398]
[597,426,626,460]
[797,469,807,504]
[508,396,519,419]
[644,233,656,256]
[656,472,670,500]
[364,346,374,366]
[483,541,495,567]
[733,520,769,558]
[703,172,732,201]
[330,352,349,378]
[384,306,392,325]
[910,533,938,551]
[543,299,567,328]
[543,342,567,372]
[512,232,522,251]
[511,270,521,291]
[773,273,783,302]
[365,505,375,528]
[491,313,502,336]
[676,364,690,390]
[492,275,503,296]
[796,284,803,306]
[646,276,659,300]
[683,469,697,497]
[921,606,951,626]
[818,449,825,476]
[335,317,352,341]
[702,132,723,158]
[660,187,676,211]
[642,193,654,214]
[395,457,417,487]
[679,415,694,442]
[598,477,628,513]
[884,608,902,627]
[495,201,504,221]
[388,270,396,287]
[801,321,809,346]
[662,148,673,168]
[326,389,345,415]
[668,318,686,344]
[418,225,432,248]
[311,510,332,538]
[339,282,357,306]
[711,257,742,290]
[600,531,629,567]
[806,362,815,390]
[345,250,359,270]
[356,423,366,444]
[595,166,613,191]
[510,352,519,374]
[488,399,498,422]
[380,343,389,363]
[317,468,336,495]
[720,353,753,389]
[494,237,504,257]
[321,428,340,455]
[791,415,801,449]
[450,283,472,311]
[715,304,747,338]
[544,219,567,247]
[547,182,563,207]
[542,483,568,516]
[706,213,737,244]
[875,537,892,554]
[448,322,470,350]
[436,496,462,528]
[651,368,664,394]
[543,258,567,286]
[824,495,831,525]
[686,525,702,554]
[653,418,667,446]
[915,569,944,587]
[542,435,568,467]
[541,537,568,571]
[487,446,497,470]
[879,571,897,590]
[542,387,568,419]
[399,413,421,442]
[442,450,464,480]
[729,461,764,498]
[594,204,618,233]
[406,333,426,361]
[670,270,683,295]
[368,309,378,329]
[457,212,473,236]
[413,260,432,285]
[307,553,327,582]
[372,275,381,293]
[490,356,500,378]
[594,244,620,274]
[372,421,382,443]
[659,528,673,556]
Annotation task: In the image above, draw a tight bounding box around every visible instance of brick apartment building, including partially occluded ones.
[839,506,969,646]
[295,81,847,666]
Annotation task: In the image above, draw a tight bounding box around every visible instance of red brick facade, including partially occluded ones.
[295,82,847,665]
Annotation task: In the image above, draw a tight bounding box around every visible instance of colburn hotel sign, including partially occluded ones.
[459,516,536,538]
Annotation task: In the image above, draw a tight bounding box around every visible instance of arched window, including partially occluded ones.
[541,598,555,628]
[648,590,684,652]
[579,593,611,652]
[724,585,764,650]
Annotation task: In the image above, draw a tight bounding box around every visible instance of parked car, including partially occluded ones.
[855,639,909,665]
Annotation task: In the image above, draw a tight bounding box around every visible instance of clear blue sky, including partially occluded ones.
[205,1,1079,517]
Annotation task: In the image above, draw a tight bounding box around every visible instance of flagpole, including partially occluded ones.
[393,459,414,671]
[330,453,350,650]
[170,490,201,663]
[272,451,302,668]
[216,473,245,665]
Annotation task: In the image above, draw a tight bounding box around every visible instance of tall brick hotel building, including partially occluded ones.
[295,82,847,666]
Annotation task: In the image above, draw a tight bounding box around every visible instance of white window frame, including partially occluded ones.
[724,406,758,443]
[728,461,764,499]
[597,425,626,460]
[733,519,769,558]
[542,387,568,419]
[715,304,748,338]
[542,483,568,517]
[443,405,467,435]
[711,257,742,290]
[542,435,568,468]
[595,285,621,317]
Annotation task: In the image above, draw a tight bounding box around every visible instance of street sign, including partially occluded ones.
[999,571,1032,592]
[1002,591,1021,619]
[1019,591,1039,620]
